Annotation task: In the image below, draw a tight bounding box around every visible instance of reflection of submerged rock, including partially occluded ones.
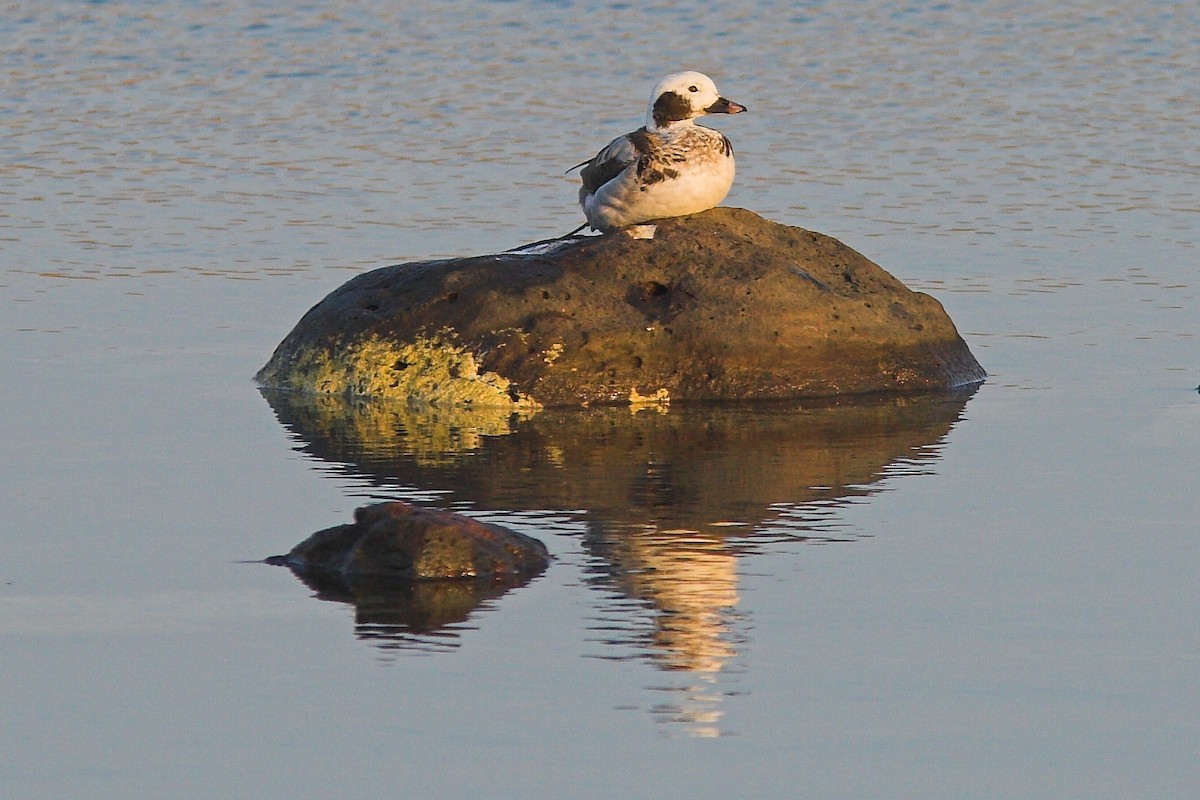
[269,501,549,652]
[285,566,530,653]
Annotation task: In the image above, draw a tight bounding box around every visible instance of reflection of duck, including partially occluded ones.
[600,525,739,673]
[581,523,743,737]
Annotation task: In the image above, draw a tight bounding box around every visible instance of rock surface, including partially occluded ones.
[275,501,550,580]
[257,208,985,407]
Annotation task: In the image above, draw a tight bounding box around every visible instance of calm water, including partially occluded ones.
[3,1,1198,797]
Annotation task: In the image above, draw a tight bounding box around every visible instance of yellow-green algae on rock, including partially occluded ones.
[257,330,542,410]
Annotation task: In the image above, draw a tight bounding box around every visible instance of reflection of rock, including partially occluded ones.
[260,387,975,729]
[277,501,550,579]
[262,387,976,535]
[256,208,985,407]
[262,391,529,468]
[285,567,528,652]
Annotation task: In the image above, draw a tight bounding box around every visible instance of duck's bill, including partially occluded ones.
[705,97,747,114]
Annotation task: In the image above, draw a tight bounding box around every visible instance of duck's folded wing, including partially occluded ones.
[578,133,643,194]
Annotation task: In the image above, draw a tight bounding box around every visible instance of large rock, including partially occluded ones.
[274,501,550,580]
[257,208,984,407]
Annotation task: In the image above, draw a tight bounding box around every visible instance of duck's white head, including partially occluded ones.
[645,71,746,132]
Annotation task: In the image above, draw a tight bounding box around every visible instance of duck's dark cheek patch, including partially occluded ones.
[652,91,692,128]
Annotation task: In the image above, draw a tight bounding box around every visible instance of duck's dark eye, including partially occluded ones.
[688,85,699,92]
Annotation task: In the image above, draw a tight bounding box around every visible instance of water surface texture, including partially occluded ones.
[2,1,1198,798]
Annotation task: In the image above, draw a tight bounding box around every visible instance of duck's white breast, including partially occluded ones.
[584,128,736,230]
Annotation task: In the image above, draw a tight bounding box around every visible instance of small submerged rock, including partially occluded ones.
[272,501,550,581]
[257,208,985,406]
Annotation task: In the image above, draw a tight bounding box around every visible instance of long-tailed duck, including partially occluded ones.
[570,71,747,233]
